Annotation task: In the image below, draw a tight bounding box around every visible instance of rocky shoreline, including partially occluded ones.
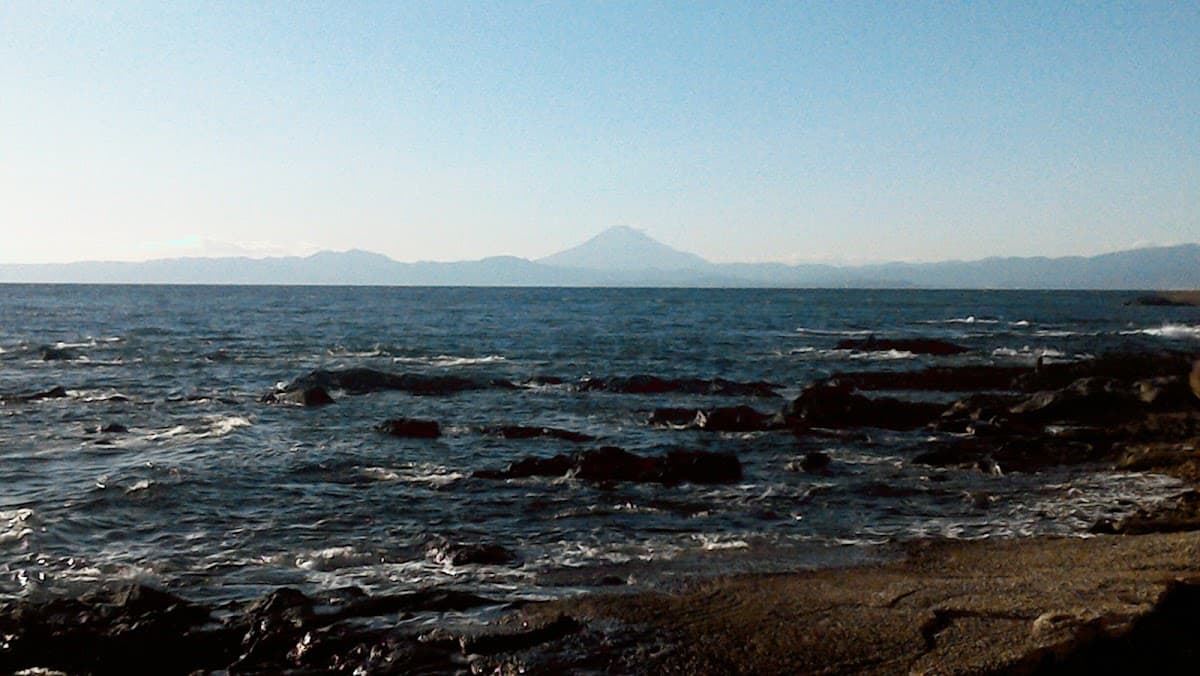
[6,345,1200,674]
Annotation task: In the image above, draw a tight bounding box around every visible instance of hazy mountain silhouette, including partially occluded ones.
[537,226,711,271]
[1,229,1197,289]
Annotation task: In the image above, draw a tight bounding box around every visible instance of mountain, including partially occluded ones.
[537,226,711,271]
[0,230,1197,289]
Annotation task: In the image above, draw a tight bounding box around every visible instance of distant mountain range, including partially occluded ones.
[2,226,1198,289]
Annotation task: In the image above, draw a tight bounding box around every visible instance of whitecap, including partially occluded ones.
[204,415,252,437]
[0,508,35,546]
[1011,320,1031,327]
[125,479,153,494]
[392,354,507,367]
[1124,324,1200,340]
[851,349,916,361]
[295,546,379,571]
[794,327,875,337]
[693,534,750,551]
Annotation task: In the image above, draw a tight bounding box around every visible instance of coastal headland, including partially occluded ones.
[5,346,1200,674]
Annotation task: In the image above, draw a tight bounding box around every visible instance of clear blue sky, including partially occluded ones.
[2,1,1197,264]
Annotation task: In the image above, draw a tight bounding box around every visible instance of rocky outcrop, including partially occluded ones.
[829,365,1028,392]
[277,367,495,396]
[0,583,526,675]
[474,446,743,485]
[783,381,946,430]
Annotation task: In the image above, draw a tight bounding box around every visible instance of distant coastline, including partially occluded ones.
[1,228,1198,289]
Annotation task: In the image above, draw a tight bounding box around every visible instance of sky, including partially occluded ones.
[2,2,1198,265]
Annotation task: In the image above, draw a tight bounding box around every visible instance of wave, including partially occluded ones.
[144,415,251,441]
[1123,324,1200,340]
[392,354,508,367]
[294,546,380,572]
[918,316,1001,325]
[358,464,465,488]
[992,346,1069,360]
[788,347,917,361]
[794,327,876,337]
[0,508,35,546]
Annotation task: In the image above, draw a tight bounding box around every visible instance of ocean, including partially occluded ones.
[2,285,1198,608]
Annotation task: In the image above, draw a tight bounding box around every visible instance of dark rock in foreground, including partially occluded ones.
[376,418,441,438]
[475,446,743,485]
[834,337,969,355]
[830,365,1029,392]
[784,381,946,430]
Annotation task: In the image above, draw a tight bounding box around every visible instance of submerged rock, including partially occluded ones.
[475,447,742,485]
[261,385,335,407]
[579,375,780,398]
[481,425,595,442]
[375,418,441,438]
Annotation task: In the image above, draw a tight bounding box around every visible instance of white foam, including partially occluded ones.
[392,354,507,367]
[794,327,875,337]
[125,479,153,494]
[1126,324,1200,340]
[203,415,252,437]
[295,546,378,571]
[0,509,35,546]
[694,534,750,551]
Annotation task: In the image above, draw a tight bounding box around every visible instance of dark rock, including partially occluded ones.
[1135,376,1194,409]
[575,446,659,482]
[834,337,969,356]
[1008,377,1139,424]
[797,451,832,473]
[784,381,946,430]
[1192,361,1200,402]
[481,425,594,442]
[660,450,743,484]
[100,422,128,434]
[1125,293,1199,307]
[459,614,581,656]
[829,365,1028,392]
[261,386,335,406]
[694,405,776,432]
[284,367,487,396]
[648,407,703,427]
[1091,490,1200,534]
[1014,352,1191,392]
[26,385,69,401]
[40,346,77,361]
[0,583,228,675]
[375,418,441,438]
[427,541,517,566]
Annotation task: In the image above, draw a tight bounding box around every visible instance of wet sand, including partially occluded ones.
[512,530,1200,674]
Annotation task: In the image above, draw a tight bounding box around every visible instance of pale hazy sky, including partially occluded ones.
[2,2,1197,265]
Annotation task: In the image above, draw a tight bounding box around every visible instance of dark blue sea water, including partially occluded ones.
[2,286,1198,607]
